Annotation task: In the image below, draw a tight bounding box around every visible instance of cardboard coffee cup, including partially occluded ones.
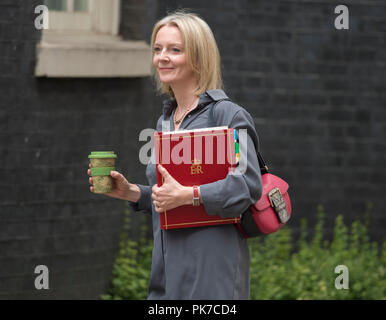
[88,151,117,193]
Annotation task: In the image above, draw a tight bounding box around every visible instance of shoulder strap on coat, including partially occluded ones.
[207,97,229,128]
[208,97,269,174]
[206,89,229,101]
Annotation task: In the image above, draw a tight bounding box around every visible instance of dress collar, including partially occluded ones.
[162,89,229,119]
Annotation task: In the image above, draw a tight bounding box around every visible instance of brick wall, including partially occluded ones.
[0,0,159,299]
[153,0,386,241]
[0,0,385,299]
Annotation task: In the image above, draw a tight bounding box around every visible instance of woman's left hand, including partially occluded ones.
[152,165,190,213]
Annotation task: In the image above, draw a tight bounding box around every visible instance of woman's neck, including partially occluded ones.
[171,81,199,113]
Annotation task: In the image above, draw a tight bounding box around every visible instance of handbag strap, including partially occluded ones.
[208,98,269,175]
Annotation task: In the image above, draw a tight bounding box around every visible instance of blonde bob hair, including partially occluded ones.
[150,10,223,98]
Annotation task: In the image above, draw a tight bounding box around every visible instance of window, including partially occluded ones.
[35,0,151,77]
[43,0,119,35]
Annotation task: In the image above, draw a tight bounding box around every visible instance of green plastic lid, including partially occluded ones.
[88,151,117,159]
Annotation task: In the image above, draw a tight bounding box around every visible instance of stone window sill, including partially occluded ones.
[35,33,151,78]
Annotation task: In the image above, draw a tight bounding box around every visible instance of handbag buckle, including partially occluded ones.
[268,187,290,224]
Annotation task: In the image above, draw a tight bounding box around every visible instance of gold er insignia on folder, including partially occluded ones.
[191,159,203,175]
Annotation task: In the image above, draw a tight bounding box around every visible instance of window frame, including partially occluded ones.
[35,0,151,77]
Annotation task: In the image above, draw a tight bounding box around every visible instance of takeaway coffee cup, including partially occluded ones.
[88,151,117,193]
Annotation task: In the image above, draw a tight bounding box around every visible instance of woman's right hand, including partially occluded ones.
[88,164,141,202]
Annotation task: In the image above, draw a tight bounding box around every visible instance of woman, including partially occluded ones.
[88,11,262,299]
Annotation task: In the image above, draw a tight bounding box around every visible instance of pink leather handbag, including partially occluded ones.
[207,96,292,237]
[236,152,292,237]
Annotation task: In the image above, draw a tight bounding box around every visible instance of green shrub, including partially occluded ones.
[102,203,385,300]
[249,204,385,299]
[100,203,152,300]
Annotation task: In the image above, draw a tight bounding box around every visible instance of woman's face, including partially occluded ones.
[153,25,196,87]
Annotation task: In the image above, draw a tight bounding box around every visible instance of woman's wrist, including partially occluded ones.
[128,183,141,203]
[181,186,201,206]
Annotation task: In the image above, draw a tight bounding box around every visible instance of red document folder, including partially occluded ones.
[154,126,239,230]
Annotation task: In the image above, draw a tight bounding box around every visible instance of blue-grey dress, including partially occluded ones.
[129,89,262,299]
